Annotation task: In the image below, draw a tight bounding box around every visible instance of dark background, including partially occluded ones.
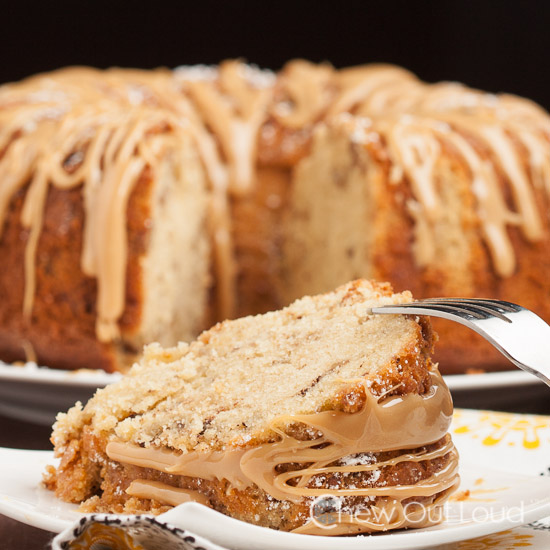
[0,2,549,109]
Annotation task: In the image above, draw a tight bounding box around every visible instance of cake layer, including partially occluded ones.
[45,280,459,534]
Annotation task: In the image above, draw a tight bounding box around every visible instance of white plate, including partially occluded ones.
[0,360,119,387]
[1,428,550,549]
[0,361,120,425]
[444,369,543,391]
[3,360,538,391]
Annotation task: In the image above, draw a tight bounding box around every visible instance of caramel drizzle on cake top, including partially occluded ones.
[0,67,197,340]
[0,63,274,337]
[0,61,549,342]
[325,67,550,276]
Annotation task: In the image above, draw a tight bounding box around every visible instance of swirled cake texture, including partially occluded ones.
[46,280,459,535]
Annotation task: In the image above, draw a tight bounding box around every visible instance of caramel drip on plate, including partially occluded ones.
[106,372,458,534]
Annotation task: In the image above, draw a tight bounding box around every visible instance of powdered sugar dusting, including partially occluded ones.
[339,453,376,466]
[174,65,218,82]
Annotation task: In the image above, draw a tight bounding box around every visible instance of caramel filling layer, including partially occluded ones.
[106,372,459,533]
[126,480,210,507]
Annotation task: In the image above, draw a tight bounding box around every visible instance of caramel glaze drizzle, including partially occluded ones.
[327,72,550,277]
[1,61,549,342]
[274,60,550,276]
[174,61,275,318]
[0,63,274,335]
[0,67,199,340]
[106,371,459,534]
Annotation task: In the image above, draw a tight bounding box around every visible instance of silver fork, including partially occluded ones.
[368,298,550,387]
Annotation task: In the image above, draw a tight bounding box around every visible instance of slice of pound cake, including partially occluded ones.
[45,280,459,535]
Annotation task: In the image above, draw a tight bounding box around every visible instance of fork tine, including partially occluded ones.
[375,302,487,319]
[462,299,520,313]
[424,297,520,314]
[415,299,512,323]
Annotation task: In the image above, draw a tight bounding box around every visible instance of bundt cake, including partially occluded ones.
[45,279,459,535]
[0,60,549,372]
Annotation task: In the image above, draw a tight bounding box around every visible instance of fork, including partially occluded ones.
[368,298,550,387]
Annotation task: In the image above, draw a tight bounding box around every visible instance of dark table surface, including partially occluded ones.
[1,385,549,550]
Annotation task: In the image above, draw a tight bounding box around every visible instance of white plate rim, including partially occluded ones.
[157,497,550,550]
[0,361,121,387]
[443,369,541,391]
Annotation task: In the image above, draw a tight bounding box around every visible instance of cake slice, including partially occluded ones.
[45,279,459,535]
